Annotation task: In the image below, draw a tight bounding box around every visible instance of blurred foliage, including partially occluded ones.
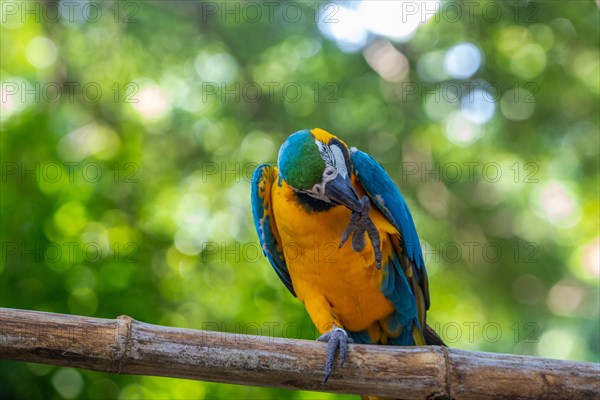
[1,0,599,399]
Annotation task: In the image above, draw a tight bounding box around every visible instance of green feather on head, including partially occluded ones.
[278,130,325,190]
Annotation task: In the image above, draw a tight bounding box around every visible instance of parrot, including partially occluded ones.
[251,128,444,387]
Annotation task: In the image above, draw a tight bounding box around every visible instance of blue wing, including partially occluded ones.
[251,164,295,296]
[351,148,429,345]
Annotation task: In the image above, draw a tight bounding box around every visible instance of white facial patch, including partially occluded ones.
[307,140,351,202]
[330,144,348,179]
[315,140,326,156]
[315,140,348,179]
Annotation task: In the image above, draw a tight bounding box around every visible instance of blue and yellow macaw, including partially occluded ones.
[251,128,443,383]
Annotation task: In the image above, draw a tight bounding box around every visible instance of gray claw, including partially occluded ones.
[339,196,382,269]
[317,326,354,384]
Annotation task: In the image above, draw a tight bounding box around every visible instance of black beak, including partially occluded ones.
[325,174,362,212]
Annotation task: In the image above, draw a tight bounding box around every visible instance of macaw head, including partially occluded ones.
[277,128,363,211]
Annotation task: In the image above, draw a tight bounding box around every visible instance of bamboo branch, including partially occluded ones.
[0,308,597,399]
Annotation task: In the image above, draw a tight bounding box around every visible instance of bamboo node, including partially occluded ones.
[113,315,133,374]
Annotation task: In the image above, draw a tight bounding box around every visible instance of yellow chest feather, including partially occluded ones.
[271,180,396,331]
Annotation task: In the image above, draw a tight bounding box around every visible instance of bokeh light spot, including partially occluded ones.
[496,26,531,57]
[195,52,239,82]
[537,329,576,360]
[364,40,409,82]
[424,87,459,121]
[319,0,440,51]
[582,238,600,277]
[461,88,496,124]
[318,3,368,52]
[241,131,276,162]
[528,24,555,51]
[533,182,581,228]
[51,368,83,399]
[53,202,88,237]
[500,88,536,120]
[417,51,450,82]
[132,86,170,120]
[445,112,481,146]
[444,43,482,79]
[118,384,146,400]
[572,49,600,94]
[26,37,57,69]
[58,123,121,162]
[511,44,547,79]
[360,0,439,41]
[546,280,584,316]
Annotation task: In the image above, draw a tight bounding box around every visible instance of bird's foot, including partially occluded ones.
[339,196,382,269]
[317,326,354,383]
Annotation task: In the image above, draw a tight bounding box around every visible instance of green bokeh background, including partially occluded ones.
[1,1,598,399]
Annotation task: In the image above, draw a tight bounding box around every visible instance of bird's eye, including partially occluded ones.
[323,166,336,181]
